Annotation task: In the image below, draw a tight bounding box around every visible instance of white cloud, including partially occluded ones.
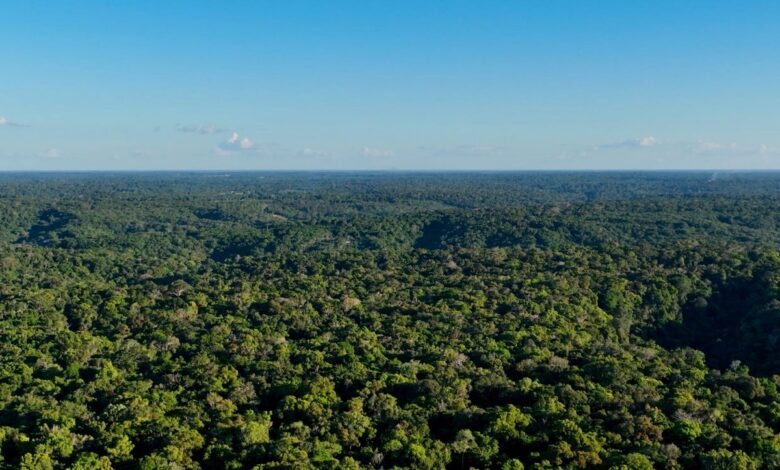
[218,132,256,153]
[638,136,657,147]
[362,147,394,157]
[177,124,225,135]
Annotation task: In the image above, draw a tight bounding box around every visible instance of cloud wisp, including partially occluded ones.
[596,136,658,150]
[177,124,225,135]
[361,147,394,158]
[39,148,61,159]
[0,116,27,127]
[582,135,778,166]
[692,140,775,157]
[300,147,330,158]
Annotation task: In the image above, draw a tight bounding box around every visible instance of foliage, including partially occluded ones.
[0,172,779,468]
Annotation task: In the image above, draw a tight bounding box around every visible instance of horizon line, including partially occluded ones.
[1,168,780,174]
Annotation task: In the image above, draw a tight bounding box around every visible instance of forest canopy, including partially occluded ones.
[1,171,779,469]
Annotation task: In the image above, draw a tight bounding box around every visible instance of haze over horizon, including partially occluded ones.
[2,1,779,171]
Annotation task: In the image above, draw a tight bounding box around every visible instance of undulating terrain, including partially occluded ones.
[1,172,780,469]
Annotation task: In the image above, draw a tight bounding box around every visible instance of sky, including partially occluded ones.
[1,1,779,170]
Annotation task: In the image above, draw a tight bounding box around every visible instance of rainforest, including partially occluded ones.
[1,172,780,469]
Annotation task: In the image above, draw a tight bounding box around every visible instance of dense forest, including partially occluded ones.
[1,171,779,469]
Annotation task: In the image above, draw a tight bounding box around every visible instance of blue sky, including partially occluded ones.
[1,1,779,170]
